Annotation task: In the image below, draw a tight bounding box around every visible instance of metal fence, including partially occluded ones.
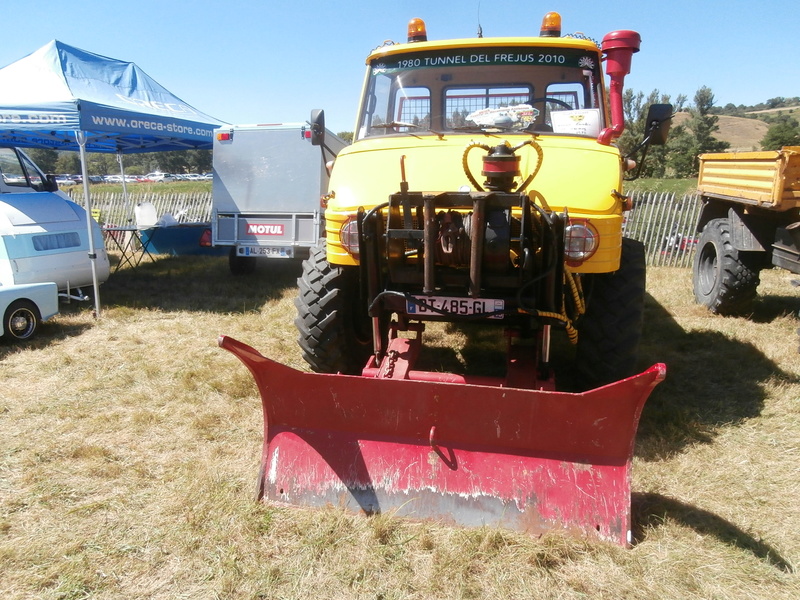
[68,189,702,268]
[624,191,702,268]
[66,189,213,227]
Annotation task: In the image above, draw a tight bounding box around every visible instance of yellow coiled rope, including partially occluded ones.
[521,271,586,345]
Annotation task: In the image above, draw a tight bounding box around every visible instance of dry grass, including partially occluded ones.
[1,254,798,599]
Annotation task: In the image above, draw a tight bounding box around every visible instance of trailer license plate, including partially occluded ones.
[406,295,504,319]
[244,246,293,258]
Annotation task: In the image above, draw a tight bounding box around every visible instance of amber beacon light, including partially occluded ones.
[540,12,561,37]
[407,18,427,42]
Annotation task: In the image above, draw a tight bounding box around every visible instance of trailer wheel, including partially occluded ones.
[295,240,372,374]
[692,218,760,315]
[575,238,646,389]
[229,247,257,275]
[3,300,40,342]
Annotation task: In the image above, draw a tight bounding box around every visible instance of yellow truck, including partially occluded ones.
[221,11,672,545]
[693,147,800,314]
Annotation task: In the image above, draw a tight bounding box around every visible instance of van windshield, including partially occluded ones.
[0,147,47,190]
[357,46,605,140]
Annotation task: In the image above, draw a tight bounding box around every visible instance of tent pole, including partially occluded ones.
[76,131,101,318]
[117,151,132,224]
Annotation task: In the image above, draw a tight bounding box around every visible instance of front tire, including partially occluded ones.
[692,218,760,315]
[4,300,40,342]
[575,238,646,388]
[294,241,372,374]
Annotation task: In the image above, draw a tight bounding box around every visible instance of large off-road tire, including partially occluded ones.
[294,241,372,374]
[692,218,760,315]
[575,238,646,389]
[3,300,40,342]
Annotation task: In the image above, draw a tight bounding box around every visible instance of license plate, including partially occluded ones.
[406,295,504,319]
[243,246,293,258]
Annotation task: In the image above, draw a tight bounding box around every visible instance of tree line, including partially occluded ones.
[618,88,800,178]
[24,148,212,178]
[24,91,800,181]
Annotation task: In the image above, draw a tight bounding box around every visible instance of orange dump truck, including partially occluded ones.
[693,147,800,314]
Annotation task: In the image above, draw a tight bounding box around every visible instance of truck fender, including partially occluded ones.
[695,197,728,233]
[727,207,766,252]
[696,200,765,252]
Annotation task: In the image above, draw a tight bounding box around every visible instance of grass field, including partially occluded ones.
[76,180,212,196]
[0,253,798,599]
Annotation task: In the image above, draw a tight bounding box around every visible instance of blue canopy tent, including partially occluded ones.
[0,40,225,315]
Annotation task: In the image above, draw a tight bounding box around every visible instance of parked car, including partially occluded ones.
[54,175,77,186]
[144,172,176,183]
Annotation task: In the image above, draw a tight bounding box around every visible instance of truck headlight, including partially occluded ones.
[340,219,360,257]
[564,221,599,263]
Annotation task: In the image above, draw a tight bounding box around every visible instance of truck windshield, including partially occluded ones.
[357,46,605,140]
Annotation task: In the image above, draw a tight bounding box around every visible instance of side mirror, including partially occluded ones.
[310,109,325,147]
[624,103,674,181]
[644,103,673,146]
[44,174,59,192]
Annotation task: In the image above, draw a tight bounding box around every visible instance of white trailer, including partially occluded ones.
[211,121,347,274]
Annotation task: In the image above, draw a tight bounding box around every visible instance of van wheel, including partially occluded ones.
[295,241,372,374]
[693,218,760,315]
[229,247,257,275]
[4,300,40,342]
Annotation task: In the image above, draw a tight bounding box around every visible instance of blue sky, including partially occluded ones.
[2,1,797,133]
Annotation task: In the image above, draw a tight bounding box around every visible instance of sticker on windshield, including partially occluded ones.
[466,104,538,127]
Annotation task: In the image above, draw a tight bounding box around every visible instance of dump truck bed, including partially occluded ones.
[697,147,800,209]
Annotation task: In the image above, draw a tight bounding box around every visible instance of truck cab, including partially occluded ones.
[322,17,662,275]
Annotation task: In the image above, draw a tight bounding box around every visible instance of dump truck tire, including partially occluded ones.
[295,241,372,374]
[576,238,646,388]
[692,218,760,315]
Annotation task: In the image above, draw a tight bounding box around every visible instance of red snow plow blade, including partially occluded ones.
[220,335,665,546]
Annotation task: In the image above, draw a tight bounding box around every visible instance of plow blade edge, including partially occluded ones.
[220,335,665,546]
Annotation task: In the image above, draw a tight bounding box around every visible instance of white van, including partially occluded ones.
[0,147,110,300]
